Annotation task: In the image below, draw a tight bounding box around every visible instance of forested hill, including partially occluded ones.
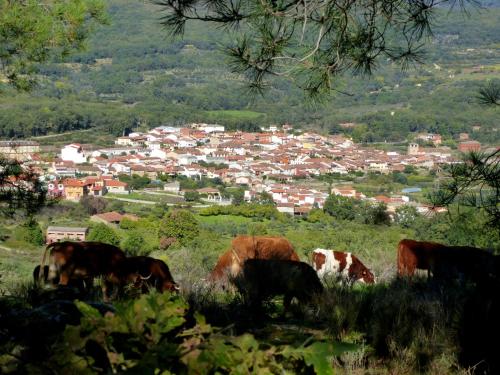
[0,0,499,145]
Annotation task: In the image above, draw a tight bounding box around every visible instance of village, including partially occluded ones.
[0,124,484,220]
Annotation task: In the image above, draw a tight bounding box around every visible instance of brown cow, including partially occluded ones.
[106,256,178,299]
[235,259,324,312]
[33,264,88,291]
[210,236,300,283]
[40,241,126,287]
[312,248,375,284]
[397,239,496,281]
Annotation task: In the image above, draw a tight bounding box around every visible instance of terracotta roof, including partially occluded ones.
[106,180,128,187]
[63,179,87,187]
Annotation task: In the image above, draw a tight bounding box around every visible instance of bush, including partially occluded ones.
[121,231,150,256]
[40,293,351,374]
[79,195,108,215]
[199,203,281,220]
[159,210,199,245]
[87,223,121,246]
[184,190,200,202]
[16,217,44,246]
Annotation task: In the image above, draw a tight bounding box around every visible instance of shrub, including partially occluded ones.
[44,293,351,374]
[79,195,107,215]
[159,209,199,245]
[15,217,44,246]
[121,231,149,256]
[87,223,120,246]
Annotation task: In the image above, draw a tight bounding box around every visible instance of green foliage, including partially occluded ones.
[324,195,357,221]
[121,231,149,256]
[87,223,120,246]
[118,174,151,190]
[16,217,44,246]
[0,157,46,216]
[183,190,200,202]
[362,202,391,226]
[44,293,351,374]
[413,209,500,251]
[306,209,332,223]
[252,191,275,205]
[230,189,245,206]
[394,205,420,228]
[79,195,107,215]
[160,210,199,245]
[0,0,107,90]
[199,203,281,220]
[392,172,408,185]
[429,150,500,229]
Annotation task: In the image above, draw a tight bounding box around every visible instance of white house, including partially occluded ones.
[61,144,87,164]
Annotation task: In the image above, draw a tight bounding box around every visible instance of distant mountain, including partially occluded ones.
[0,0,498,145]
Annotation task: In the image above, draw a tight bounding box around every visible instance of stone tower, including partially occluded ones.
[407,143,419,155]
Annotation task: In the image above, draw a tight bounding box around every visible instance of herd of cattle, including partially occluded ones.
[34,236,500,307]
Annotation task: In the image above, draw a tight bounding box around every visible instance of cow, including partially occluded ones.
[234,259,324,312]
[312,249,375,284]
[209,236,300,284]
[397,239,497,282]
[40,241,126,288]
[105,256,179,299]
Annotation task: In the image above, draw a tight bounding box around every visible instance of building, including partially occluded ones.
[407,143,419,155]
[63,179,89,201]
[458,141,481,153]
[459,133,469,141]
[47,180,65,199]
[164,181,180,194]
[46,226,88,244]
[0,140,40,161]
[61,144,87,164]
[105,179,129,194]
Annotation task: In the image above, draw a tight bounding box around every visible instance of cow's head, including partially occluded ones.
[350,259,375,284]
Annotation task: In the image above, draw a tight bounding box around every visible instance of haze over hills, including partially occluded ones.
[0,0,498,145]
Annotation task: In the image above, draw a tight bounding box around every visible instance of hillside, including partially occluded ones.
[0,0,499,144]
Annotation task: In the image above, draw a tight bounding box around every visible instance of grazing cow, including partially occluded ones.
[235,259,323,311]
[397,239,496,281]
[106,256,178,299]
[312,249,375,284]
[40,241,126,287]
[210,236,300,283]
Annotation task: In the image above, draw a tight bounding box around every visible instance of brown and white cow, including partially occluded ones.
[209,236,300,283]
[40,241,126,287]
[106,256,179,299]
[235,259,324,312]
[312,249,375,284]
[397,239,497,282]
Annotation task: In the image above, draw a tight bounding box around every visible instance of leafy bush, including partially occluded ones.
[160,210,199,245]
[79,195,107,215]
[87,223,120,246]
[199,203,281,220]
[46,293,351,374]
[184,190,200,202]
[15,217,45,246]
[121,231,150,256]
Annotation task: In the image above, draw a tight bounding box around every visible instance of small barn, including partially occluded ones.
[46,226,88,244]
